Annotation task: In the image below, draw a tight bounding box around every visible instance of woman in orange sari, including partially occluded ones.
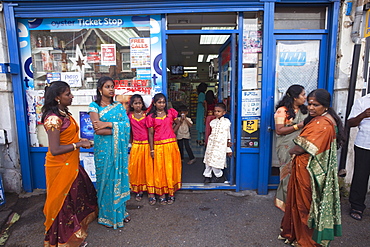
[42,81,97,247]
[279,89,345,247]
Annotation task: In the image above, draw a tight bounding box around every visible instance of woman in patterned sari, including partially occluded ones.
[274,85,307,211]
[88,77,131,229]
[42,81,97,247]
[279,89,345,247]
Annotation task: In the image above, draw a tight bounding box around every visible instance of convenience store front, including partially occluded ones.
[2,0,340,193]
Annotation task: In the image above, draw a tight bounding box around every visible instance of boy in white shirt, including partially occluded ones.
[203,103,232,183]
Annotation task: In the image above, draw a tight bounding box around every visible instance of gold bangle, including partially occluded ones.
[150,150,154,153]
[72,143,77,151]
[293,124,299,131]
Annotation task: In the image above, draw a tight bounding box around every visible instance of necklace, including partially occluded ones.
[157,111,163,115]
[58,108,68,117]
[101,101,111,107]
[321,112,328,116]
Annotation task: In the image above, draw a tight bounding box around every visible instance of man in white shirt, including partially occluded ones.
[348,93,370,221]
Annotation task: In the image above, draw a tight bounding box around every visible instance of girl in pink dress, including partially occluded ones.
[128,94,155,204]
[146,93,182,205]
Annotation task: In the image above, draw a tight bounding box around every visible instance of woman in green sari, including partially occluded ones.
[274,85,307,211]
[279,89,345,246]
[89,77,131,229]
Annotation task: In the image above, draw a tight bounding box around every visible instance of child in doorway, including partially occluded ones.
[176,105,196,165]
[203,103,233,183]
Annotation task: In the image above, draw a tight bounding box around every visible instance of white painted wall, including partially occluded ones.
[0,12,22,193]
[334,2,367,187]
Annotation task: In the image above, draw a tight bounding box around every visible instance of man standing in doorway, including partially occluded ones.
[348,93,370,221]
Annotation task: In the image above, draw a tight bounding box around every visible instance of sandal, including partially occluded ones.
[135,193,143,202]
[79,242,88,247]
[148,196,156,206]
[187,158,196,165]
[159,196,167,205]
[167,196,175,205]
[350,209,363,220]
[124,216,131,223]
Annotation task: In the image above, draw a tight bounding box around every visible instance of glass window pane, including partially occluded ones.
[274,7,327,29]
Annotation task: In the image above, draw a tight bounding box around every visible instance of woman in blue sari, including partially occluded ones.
[88,76,131,229]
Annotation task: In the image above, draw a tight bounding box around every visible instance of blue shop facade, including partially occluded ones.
[2,0,340,193]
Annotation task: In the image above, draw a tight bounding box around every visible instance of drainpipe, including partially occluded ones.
[338,0,363,176]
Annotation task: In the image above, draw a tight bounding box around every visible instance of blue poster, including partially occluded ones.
[80,112,94,140]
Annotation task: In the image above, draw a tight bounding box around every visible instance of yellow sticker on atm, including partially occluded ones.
[243,120,258,134]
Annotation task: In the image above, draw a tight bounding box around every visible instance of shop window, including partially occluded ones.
[274,6,327,30]
[18,15,162,147]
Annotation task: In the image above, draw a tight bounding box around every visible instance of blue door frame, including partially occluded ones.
[2,0,339,193]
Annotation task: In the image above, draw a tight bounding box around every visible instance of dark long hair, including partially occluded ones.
[197,82,208,94]
[95,76,115,106]
[276,84,308,120]
[205,90,216,104]
[147,93,168,118]
[304,89,346,148]
[128,94,147,112]
[41,81,70,123]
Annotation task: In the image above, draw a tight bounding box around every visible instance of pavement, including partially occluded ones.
[0,189,369,247]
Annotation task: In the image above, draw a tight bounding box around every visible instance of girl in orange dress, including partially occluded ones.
[128,94,155,204]
[146,93,182,205]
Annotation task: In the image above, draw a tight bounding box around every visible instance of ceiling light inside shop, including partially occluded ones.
[181,51,194,55]
[206,54,219,62]
[198,54,204,62]
[186,71,197,73]
[184,67,197,70]
[200,35,230,44]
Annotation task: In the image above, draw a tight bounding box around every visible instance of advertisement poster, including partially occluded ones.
[130,37,151,68]
[80,153,96,183]
[61,72,82,87]
[243,30,262,53]
[101,44,116,66]
[241,90,261,117]
[241,118,260,148]
[80,112,94,140]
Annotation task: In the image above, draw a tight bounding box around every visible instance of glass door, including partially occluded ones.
[218,34,237,185]
[270,35,328,187]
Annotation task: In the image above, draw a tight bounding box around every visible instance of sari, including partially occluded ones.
[280,115,342,247]
[195,92,205,140]
[88,101,130,229]
[43,114,97,247]
[274,107,307,211]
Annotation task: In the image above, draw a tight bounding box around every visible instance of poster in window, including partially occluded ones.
[241,90,261,117]
[101,44,116,66]
[130,38,151,68]
[80,111,94,140]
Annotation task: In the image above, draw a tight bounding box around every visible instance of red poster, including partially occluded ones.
[101,44,116,66]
